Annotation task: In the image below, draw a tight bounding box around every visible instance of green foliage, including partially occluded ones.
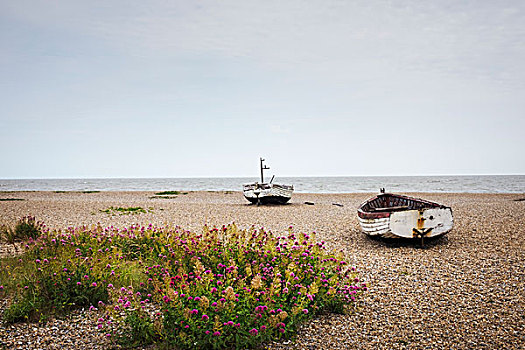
[0,224,16,244]
[82,191,100,194]
[14,216,44,240]
[117,309,160,347]
[0,198,25,201]
[0,223,366,349]
[1,216,44,243]
[154,191,188,195]
[100,207,149,215]
[2,292,42,323]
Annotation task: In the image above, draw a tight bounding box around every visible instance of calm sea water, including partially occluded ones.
[0,176,524,193]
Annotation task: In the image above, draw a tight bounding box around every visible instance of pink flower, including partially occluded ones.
[77,282,82,286]
[249,328,258,336]
[302,308,308,314]
[202,314,209,321]
[213,331,221,336]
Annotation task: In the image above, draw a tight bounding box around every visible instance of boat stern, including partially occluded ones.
[389,207,453,238]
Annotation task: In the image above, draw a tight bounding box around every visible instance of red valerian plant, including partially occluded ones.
[0,223,366,349]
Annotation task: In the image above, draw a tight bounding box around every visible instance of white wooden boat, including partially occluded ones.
[243,158,293,205]
[357,192,453,241]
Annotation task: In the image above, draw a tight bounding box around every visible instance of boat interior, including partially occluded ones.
[362,193,441,212]
[243,183,293,191]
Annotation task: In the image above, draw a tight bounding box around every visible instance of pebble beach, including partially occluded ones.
[1,191,524,349]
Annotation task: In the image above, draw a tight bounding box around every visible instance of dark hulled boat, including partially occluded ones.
[243,158,293,205]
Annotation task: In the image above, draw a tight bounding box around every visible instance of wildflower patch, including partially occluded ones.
[0,223,366,349]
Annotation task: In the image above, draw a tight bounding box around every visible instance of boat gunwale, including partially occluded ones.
[242,182,294,191]
[357,193,451,220]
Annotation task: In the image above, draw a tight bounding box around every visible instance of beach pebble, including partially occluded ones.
[1,191,524,349]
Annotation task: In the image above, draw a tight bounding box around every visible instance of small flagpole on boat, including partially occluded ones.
[260,157,270,183]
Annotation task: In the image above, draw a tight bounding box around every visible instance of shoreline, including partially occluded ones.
[1,174,524,194]
[1,191,524,349]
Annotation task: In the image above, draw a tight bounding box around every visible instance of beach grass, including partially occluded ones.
[0,216,44,244]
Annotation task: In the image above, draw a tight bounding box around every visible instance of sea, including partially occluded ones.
[0,175,524,193]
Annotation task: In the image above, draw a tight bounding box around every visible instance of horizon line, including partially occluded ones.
[1,173,524,180]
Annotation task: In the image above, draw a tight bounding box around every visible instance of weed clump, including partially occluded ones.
[154,191,188,195]
[14,216,44,240]
[100,207,150,215]
[0,216,44,244]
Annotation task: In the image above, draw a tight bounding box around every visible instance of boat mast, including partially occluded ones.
[260,157,270,183]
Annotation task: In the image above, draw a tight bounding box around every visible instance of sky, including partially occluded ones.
[1,0,524,178]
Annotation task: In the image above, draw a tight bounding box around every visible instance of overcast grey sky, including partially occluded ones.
[1,0,524,178]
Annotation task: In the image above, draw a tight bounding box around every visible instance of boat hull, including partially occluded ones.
[243,183,293,205]
[358,194,453,239]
